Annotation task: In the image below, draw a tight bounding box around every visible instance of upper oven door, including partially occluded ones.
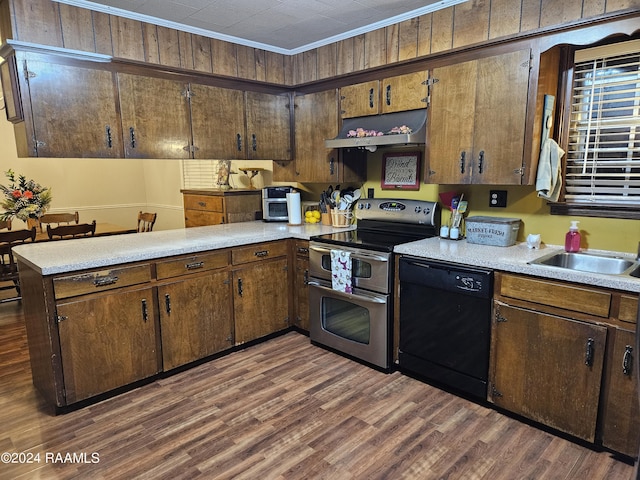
[309,242,391,294]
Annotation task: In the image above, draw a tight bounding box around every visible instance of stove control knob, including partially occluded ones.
[423,208,431,215]
[414,206,422,214]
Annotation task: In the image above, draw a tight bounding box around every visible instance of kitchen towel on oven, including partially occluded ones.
[331,249,352,293]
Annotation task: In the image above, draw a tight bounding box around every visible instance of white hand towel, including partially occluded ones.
[536,136,565,202]
[330,249,352,293]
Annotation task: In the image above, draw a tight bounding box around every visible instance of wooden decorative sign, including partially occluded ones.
[381,151,421,190]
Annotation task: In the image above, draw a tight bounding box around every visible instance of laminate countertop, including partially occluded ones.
[13,221,354,276]
[395,237,640,293]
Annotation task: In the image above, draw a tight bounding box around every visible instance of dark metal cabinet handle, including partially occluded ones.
[141,299,148,322]
[185,261,204,270]
[237,133,242,151]
[297,247,309,254]
[623,345,633,375]
[478,150,485,174]
[237,278,243,297]
[254,250,269,257]
[129,127,136,148]
[105,125,112,148]
[585,338,595,366]
[252,134,257,151]
[460,152,466,174]
[329,157,335,175]
[94,275,118,287]
[303,269,309,285]
[165,293,171,315]
[386,84,391,106]
[369,88,374,108]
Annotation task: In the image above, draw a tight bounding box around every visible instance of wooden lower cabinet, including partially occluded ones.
[158,270,234,370]
[232,242,289,344]
[292,240,310,331]
[56,286,160,404]
[489,301,606,442]
[182,189,262,227]
[600,326,640,457]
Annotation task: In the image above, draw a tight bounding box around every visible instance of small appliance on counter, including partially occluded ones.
[262,186,293,222]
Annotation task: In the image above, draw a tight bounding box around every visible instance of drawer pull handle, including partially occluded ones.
[623,345,633,375]
[297,247,309,254]
[94,275,119,287]
[198,201,207,207]
[141,299,148,322]
[585,337,595,366]
[460,151,466,174]
[185,261,204,270]
[254,250,269,257]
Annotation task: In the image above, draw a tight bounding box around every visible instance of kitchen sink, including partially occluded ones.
[528,251,638,276]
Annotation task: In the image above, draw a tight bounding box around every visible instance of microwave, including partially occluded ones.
[262,186,293,222]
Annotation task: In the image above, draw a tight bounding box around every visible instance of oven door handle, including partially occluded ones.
[308,281,387,304]
[309,245,390,263]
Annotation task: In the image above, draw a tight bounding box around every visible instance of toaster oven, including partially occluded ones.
[262,186,292,222]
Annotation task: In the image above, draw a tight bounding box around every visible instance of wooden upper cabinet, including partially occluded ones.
[20,55,123,157]
[340,80,379,118]
[426,49,531,185]
[190,83,246,159]
[245,91,291,161]
[117,73,192,159]
[380,71,428,113]
[339,72,427,118]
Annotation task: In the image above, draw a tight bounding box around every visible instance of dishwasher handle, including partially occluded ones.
[399,257,493,298]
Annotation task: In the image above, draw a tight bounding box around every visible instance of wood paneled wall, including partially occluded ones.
[1,0,638,87]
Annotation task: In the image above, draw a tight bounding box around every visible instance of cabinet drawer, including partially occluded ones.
[54,264,152,299]
[156,251,229,280]
[232,241,288,265]
[619,294,639,324]
[498,273,611,318]
[184,194,224,212]
[184,209,225,227]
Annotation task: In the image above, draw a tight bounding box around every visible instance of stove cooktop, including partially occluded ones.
[310,199,440,252]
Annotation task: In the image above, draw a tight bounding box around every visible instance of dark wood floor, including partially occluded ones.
[0,300,635,479]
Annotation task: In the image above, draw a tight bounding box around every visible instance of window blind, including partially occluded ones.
[182,160,218,189]
[565,40,640,206]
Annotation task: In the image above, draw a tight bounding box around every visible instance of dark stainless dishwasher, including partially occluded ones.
[398,257,493,400]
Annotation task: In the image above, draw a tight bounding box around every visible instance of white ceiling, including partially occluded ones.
[54,0,468,55]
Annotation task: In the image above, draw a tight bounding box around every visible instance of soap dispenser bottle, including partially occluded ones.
[565,220,581,252]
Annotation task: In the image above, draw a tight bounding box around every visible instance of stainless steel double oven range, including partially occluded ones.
[308,199,439,371]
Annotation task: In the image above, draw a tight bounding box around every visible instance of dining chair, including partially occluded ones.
[137,212,157,233]
[0,219,12,230]
[47,220,96,240]
[38,211,79,233]
[0,227,37,302]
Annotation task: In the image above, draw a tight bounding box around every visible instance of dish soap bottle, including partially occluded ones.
[564,220,581,252]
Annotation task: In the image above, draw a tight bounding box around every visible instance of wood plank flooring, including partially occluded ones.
[0,301,635,479]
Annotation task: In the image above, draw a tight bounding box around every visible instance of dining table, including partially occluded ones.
[34,222,137,242]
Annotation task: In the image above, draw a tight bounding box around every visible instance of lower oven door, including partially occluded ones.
[309,278,390,370]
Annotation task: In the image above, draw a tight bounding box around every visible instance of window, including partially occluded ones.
[557,39,640,218]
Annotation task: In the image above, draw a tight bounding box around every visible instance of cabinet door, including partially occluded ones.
[118,73,191,158]
[293,89,340,183]
[601,327,640,457]
[472,49,530,184]
[426,60,477,184]
[190,84,246,159]
[381,71,428,114]
[293,241,310,331]
[158,270,233,370]
[233,257,289,344]
[489,301,607,442]
[56,287,159,404]
[24,57,123,157]
[340,80,379,118]
[245,91,291,160]
[426,50,531,185]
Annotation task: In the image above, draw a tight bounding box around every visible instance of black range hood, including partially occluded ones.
[325,109,426,151]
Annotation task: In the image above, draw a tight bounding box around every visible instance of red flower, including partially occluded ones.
[11,190,21,198]
[23,190,33,199]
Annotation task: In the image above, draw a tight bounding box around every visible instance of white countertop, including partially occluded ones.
[395,237,640,293]
[13,221,354,276]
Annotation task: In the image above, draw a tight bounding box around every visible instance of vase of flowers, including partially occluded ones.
[0,169,52,224]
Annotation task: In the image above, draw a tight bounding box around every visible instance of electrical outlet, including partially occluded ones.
[367,188,375,199]
[490,190,507,208]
